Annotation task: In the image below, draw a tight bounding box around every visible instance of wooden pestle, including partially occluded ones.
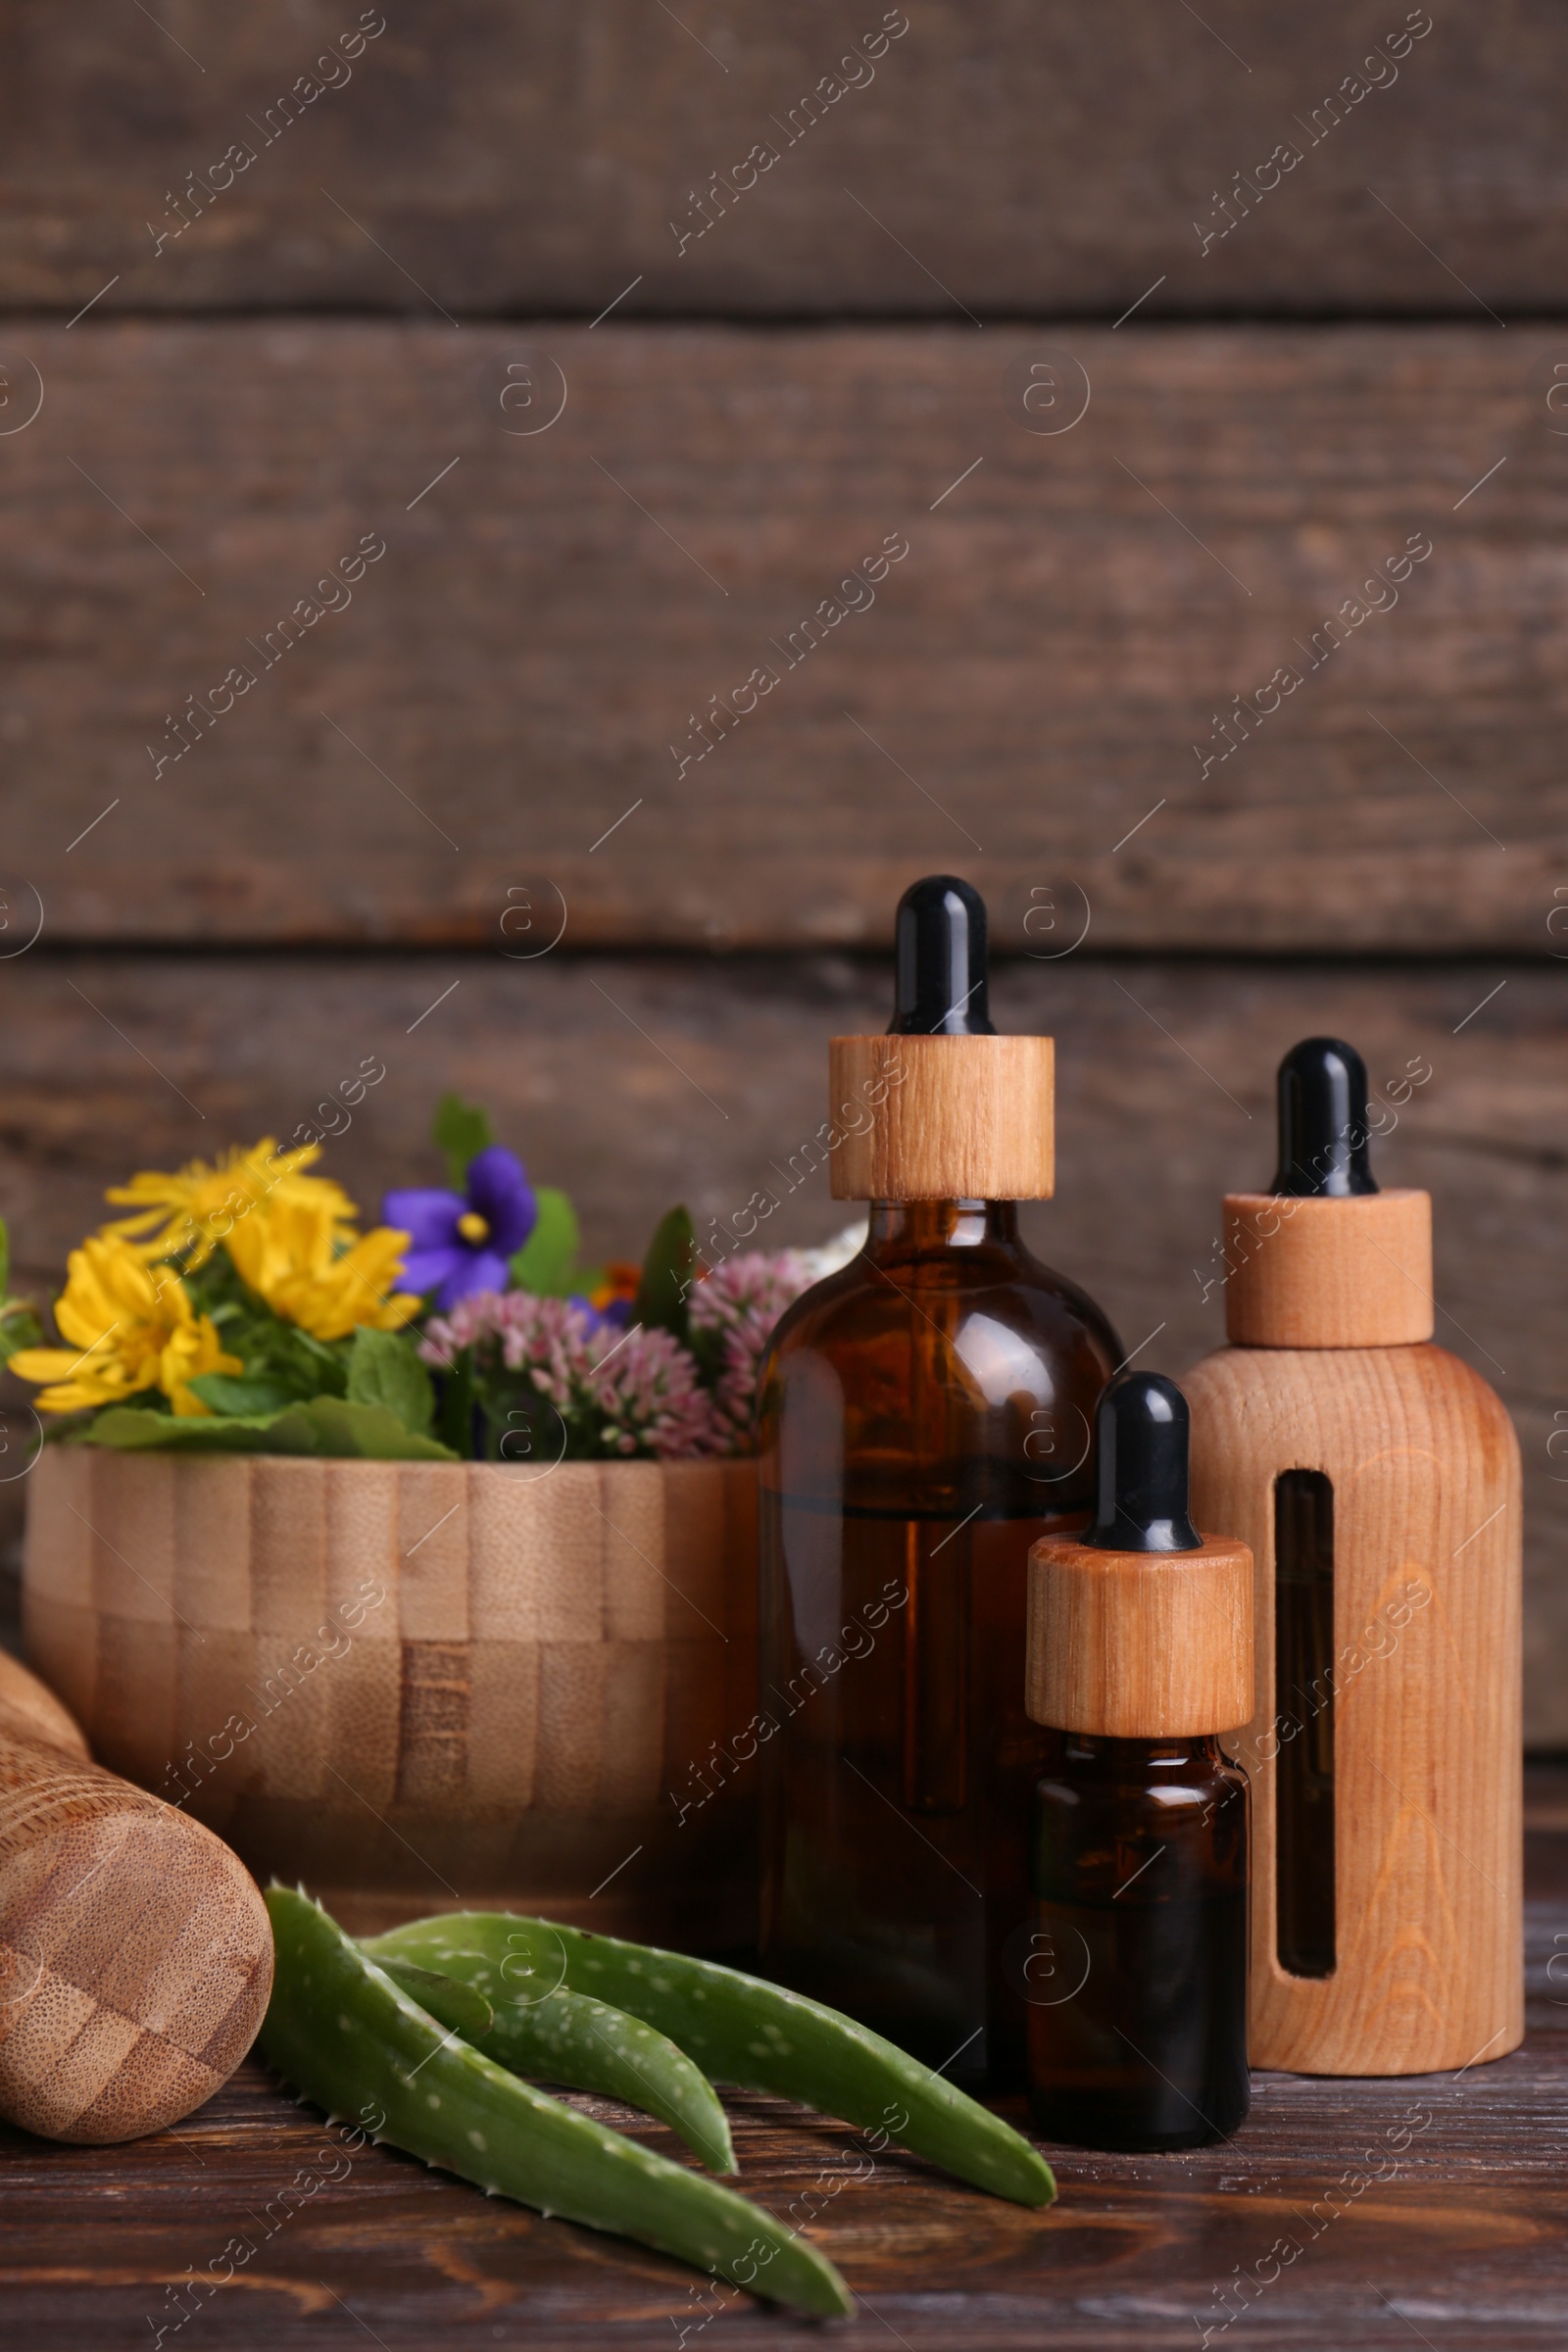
[0,1648,273,2143]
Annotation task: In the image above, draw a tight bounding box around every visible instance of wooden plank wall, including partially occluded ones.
[0,3,1563,1732]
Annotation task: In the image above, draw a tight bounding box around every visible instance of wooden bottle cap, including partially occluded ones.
[1223,1189,1434,1348]
[1026,1530,1254,1738]
[828,1034,1054,1200]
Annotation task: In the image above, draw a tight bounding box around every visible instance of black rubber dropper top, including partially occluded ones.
[1271,1036,1379,1198]
[889,875,996,1037]
[1083,1371,1201,1553]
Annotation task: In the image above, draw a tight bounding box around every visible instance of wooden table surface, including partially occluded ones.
[8,1779,1568,2351]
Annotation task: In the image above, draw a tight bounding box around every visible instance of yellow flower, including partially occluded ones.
[102,1137,358,1267]
[223,1189,418,1341]
[11,1235,242,1416]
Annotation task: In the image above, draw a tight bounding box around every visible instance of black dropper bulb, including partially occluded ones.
[1271,1036,1379,1198]
[889,874,995,1037]
[1083,1371,1201,1553]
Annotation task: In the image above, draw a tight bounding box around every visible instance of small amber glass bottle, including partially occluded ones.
[1025,1372,1253,2150]
[757,877,1121,2090]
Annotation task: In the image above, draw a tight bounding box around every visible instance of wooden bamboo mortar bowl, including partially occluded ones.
[24,1447,760,1947]
[0,1650,272,2144]
[1026,1533,1254,1738]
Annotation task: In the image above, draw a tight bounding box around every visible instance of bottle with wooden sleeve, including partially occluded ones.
[757,875,1121,2090]
[1183,1036,1522,2078]
[1025,1372,1252,2151]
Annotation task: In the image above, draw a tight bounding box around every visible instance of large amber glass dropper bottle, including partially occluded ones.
[757,875,1121,2089]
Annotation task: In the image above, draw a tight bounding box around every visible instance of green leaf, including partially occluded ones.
[509,1186,580,1297]
[432,1093,495,1190]
[180,1249,350,1401]
[298,1396,458,1460]
[346,1326,436,1436]
[187,1371,296,1417]
[377,1956,495,2037]
[634,1204,697,1345]
[435,1348,476,1456]
[83,1397,458,1461]
[84,1405,312,1453]
[0,1305,42,1366]
[0,1218,41,1364]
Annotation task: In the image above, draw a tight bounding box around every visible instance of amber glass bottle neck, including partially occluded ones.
[865,1200,1021,1253]
[1056,1731,1228,1776]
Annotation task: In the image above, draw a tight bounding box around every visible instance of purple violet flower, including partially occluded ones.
[383,1145,536,1310]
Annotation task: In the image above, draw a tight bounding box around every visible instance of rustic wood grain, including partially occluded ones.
[0,3,1557,319]
[1185,1343,1523,2076]
[1026,1532,1254,1739]
[0,949,1560,1730]
[0,322,1563,950]
[829,1034,1054,1199]
[1223,1189,1435,1348]
[1,1852,1567,2346]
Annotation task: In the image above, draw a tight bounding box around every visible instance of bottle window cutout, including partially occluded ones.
[1274,1468,1337,1979]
